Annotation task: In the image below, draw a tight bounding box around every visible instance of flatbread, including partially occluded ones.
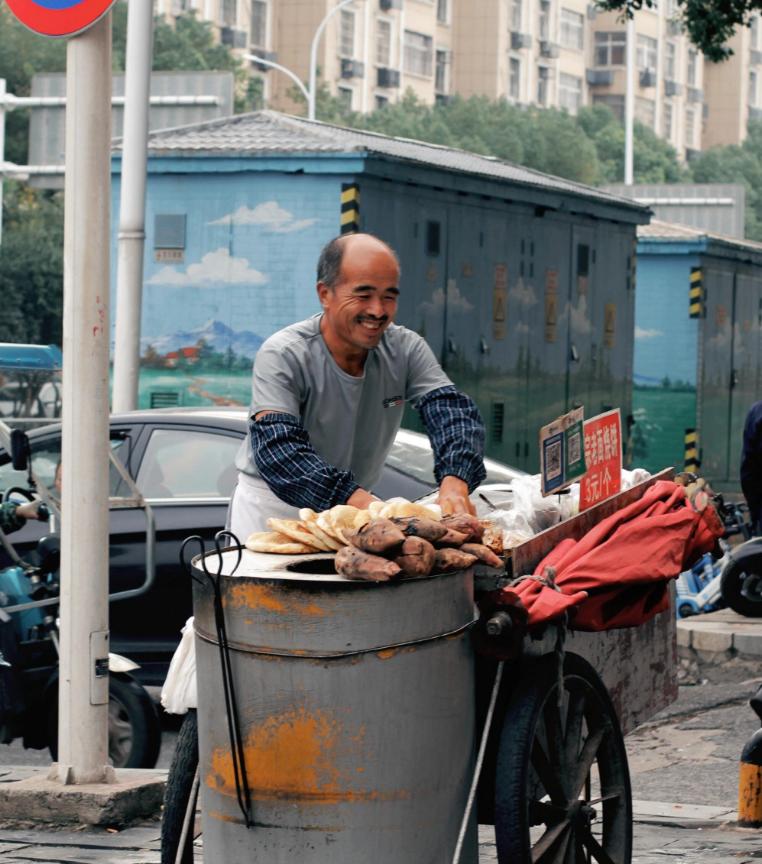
[266,518,329,552]
[298,510,343,551]
[377,501,441,521]
[316,511,346,544]
[245,531,316,554]
[326,505,371,543]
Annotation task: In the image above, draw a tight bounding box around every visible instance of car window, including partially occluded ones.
[385,438,522,487]
[136,428,240,499]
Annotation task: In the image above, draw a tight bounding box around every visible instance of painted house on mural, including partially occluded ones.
[111,111,649,473]
[633,221,762,490]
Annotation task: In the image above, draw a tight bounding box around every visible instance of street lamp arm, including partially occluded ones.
[308,0,362,121]
[243,54,310,105]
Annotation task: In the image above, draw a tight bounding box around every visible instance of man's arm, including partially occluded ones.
[416,386,487,516]
[252,412,378,511]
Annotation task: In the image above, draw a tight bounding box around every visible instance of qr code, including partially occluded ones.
[546,440,562,480]
[567,430,581,465]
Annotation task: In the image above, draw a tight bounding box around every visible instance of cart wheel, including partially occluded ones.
[494,652,632,864]
[161,709,199,864]
[720,557,762,617]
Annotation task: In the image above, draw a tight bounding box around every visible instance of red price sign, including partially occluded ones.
[579,409,622,511]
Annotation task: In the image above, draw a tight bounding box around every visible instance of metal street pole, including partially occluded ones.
[112,0,154,413]
[0,79,5,246]
[52,10,114,785]
[307,0,361,121]
[244,54,309,103]
[624,16,635,185]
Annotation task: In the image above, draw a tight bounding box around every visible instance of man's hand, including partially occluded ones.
[437,476,476,517]
[15,500,41,521]
[347,488,382,510]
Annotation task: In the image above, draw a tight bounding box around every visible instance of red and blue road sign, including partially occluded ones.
[5,0,117,37]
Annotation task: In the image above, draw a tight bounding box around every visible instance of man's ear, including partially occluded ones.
[316,282,331,307]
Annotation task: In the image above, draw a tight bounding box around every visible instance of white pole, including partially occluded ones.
[244,54,309,103]
[308,0,360,121]
[0,78,5,247]
[112,0,154,414]
[624,16,635,185]
[52,11,114,785]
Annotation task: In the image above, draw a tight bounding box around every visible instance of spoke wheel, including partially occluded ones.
[721,556,762,617]
[494,652,632,864]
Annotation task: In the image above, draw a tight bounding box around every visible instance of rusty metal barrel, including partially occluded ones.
[191,548,478,864]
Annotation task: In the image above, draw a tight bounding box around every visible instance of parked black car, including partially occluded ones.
[0,408,523,686]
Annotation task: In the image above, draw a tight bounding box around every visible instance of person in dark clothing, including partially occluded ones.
[0,500,43,535]
[740,400,762,535]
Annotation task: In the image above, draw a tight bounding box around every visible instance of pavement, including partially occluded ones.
[0,607,761,863]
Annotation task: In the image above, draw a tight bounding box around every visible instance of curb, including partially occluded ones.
[677,609,762,659]
[633,800,736,828]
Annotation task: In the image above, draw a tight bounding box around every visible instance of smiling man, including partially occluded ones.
[230,232,486,538]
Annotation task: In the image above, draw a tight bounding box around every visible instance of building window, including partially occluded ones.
[665,41,677,80]
[511,0,522,31]
[376,18,392,66]
[435,49,449,93]
[663,101,673,139]
[752,14,761,51]
[437,0,449,24]
[687,48,698,86]
[375,93,389,109]
[537,65,550,106]
[404,30,434,77]
[340,9,356,58]
[250,0,267,47]
[538,2,550,41]
[665,0,678,18]
[636,34,657,70]
[338,86,354,109]
[685,106,696,147]
[751,69,759,107]
[592,93,624,122]
[594,31,626,66]
[635,96,655,127]
[509,56,521,99]
[221,0,236,26]
[559,73,582,113]
[560,9,584,50]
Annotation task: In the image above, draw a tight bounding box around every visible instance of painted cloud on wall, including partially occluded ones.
[146,248,268,286]
[635,326,664,341]
[208,201,318,233]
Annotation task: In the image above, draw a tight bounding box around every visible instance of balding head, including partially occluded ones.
[317,233,400,290]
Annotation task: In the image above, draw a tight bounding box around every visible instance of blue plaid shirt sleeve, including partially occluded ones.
[416,386,487,492]
[251,413,360,511]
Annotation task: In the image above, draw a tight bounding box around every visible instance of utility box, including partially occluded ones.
[633,221,762,489]
[111,110,649,473]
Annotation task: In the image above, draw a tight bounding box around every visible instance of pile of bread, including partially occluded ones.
[245,500,505,582]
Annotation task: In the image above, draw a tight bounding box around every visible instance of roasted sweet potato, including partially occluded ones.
[440,514,485,542]
[335,546,401,582]
[432,548,478,573]
[394,536,436,577]
[391,516,448,542]
[434,527,470,547]
[460,543,503,568]
[348,518,406,556]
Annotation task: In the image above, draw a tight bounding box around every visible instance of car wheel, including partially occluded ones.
[721,557,762,617]
[161,710,199,864]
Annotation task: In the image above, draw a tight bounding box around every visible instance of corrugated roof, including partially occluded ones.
[639,219,762,254]
[142,110,648,213]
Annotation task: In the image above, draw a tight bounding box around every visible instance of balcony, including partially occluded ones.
[639,67,656,88]
[511,32,532,49]
[539,40,560,58]
[341,58,365,79]
[586,68,613,86]
[377,67,401,88]
[664,79,682,97]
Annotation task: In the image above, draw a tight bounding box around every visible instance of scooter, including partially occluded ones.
[0,510,161,768]
[720,520,762,618]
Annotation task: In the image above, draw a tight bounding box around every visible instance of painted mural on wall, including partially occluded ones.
[130,180,334,410]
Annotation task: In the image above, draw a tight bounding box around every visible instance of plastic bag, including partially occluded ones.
[160,617,197,714]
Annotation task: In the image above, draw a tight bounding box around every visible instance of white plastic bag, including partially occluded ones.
[160,617,197,714]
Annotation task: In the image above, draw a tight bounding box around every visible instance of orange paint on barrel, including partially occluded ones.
[225,582,326,617]
[738,762,762,826]
[206,706,409,805]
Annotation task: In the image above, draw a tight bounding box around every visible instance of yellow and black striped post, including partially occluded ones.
[689,267,703,318]
[684,428,699,472]
[340,182,360,234]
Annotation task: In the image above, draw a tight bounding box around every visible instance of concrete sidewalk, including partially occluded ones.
[678,607,762,659]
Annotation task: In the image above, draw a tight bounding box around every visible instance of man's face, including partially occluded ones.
[318,241,400,352]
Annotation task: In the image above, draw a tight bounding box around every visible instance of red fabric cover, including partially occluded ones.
[496,480,723,632]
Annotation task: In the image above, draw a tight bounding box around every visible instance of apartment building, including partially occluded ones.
[149,0,758,155]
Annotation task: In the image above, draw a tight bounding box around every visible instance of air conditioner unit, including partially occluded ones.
[639,67,656,87]
[377,67,401,88]
[753,49,762,66]
[220,26,247,48]
[379,0,402,9]
[688,86,703,103]
[539,40,560,58]
[664,79,682,96]
[249,48,277,71]
[435,93,451,106]
[586,68,613,86]
[341,58,365,79]
[510,31,532,49]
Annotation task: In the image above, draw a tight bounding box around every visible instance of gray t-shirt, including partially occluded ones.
[235,315,452,492]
